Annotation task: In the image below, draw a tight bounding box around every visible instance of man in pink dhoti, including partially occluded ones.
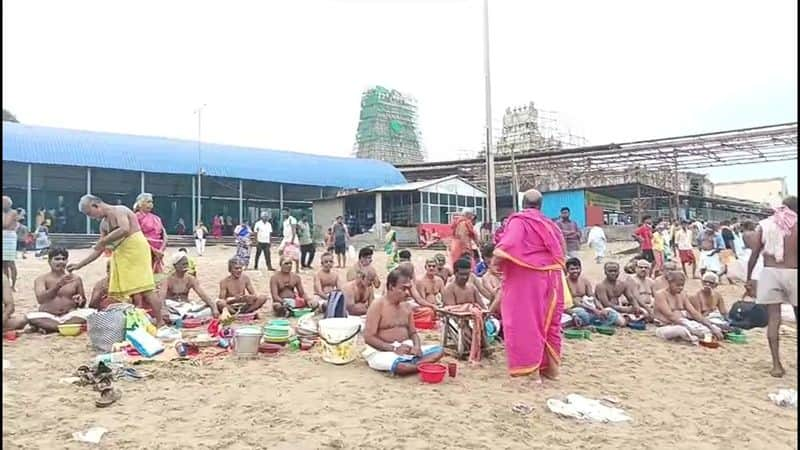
[494,189,568,382]
[450,208,479,270]
[134,193,167,274]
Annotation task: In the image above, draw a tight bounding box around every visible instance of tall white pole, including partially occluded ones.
[195,104,206,223]
[483,0,497,224]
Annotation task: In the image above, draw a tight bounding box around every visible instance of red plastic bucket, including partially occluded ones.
[418,363,447,384]
[414,319,436,330]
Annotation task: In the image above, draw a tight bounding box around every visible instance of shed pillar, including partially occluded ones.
[374,193,383,239]
[26,164,32,229]
[86,168,92,234]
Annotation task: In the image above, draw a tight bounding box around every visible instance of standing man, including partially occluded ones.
[633,215,655,274]
[674,220,697,279]
[279,208,300,273]
[331,216,349,268]
[747,196,797,378]
[2,196,18,291]
[66,195,165,325]
[253,212,274,271]
[493,190,567,383]
[298,214,315,269]
[556,207,582,259]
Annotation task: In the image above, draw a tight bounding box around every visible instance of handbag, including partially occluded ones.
[87,303,132,353]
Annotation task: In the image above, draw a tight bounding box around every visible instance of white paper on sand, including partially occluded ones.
[2,359,10,370]
[72,427,108,444]
[547,394,632,423]
[769,389,797,408]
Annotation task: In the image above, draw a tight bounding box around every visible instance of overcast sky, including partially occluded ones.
[3,0,797,191]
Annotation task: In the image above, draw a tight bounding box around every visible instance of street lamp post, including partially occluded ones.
[194,104,207,223]
[483,0,497,224]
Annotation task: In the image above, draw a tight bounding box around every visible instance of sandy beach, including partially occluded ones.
[2,243,797,449]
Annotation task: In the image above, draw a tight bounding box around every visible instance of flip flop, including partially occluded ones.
[95,387,122,408]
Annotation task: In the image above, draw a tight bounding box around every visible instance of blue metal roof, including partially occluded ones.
[2,122,406,189]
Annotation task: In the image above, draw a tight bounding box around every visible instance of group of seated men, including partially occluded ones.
[563,256,729,342]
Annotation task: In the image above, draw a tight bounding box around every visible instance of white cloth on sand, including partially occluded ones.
[547,394,632,423]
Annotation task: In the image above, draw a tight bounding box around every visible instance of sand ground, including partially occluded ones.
[2,243,797,449]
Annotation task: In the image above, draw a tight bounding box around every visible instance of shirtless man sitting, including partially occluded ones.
[654,260,680,292]
[434,253,452,284]
[89,260,111,310]
[160,252,219,320]
[3,273,27,331]
[630,259,656,313]
[27,247,93,333]
[312,252,341,312]
[689,272,729,328]
[362,269,444,375]
[565,258,624,327]
[416,258,445,308]
[346,247,381,291]
[218,258,267,315]
[270,256,310,316]
[482,256,503,315]
[442,258,484,308]
[342,267,374,316]
[654,271,724,343]
[595,262,650,322]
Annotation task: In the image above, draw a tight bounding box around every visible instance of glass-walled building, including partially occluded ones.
[2,122,406,236]
[312,175,487,235]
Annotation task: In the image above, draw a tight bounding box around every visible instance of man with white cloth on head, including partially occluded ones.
[747,196,798,378]
[160,251,219,321]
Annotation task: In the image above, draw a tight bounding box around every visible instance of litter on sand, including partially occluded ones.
[511,402,534,416]
[547,394,632,423]
[3,359,10,370]
[72,427,108,444]
[769,389,797,409]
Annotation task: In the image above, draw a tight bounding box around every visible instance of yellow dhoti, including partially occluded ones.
[109,231,156,299]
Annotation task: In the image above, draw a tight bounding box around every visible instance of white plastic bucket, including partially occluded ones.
[233,326,262,357]
[319,318,362,365]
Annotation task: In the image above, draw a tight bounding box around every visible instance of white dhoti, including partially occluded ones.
[362,339,442,373]
[26,308,95,323]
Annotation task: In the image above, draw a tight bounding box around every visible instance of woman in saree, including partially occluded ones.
[133,193,167,275]
[384,223,398,271]
[234,221,253,267]
[212,214,223,239]
[493,190,568,383]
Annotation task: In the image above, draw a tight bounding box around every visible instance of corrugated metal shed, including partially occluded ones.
[542,189,586,228]
[2,122,406,190]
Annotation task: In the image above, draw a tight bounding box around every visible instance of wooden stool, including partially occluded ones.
[437,308,491,361]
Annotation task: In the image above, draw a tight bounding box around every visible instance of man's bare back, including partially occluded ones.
[343,279,372,315]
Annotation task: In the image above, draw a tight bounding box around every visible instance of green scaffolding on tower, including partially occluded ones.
[354,86,425,165]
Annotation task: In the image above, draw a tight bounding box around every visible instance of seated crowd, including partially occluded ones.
[0,239,765,376]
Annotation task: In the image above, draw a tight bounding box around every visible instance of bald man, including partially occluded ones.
[66,194,165,325]
[493,189,567,382]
